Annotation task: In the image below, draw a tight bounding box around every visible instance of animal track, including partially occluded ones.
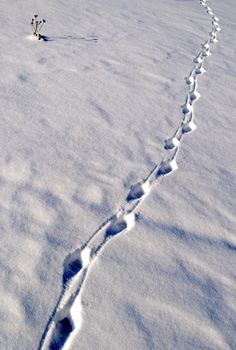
[105,212,136,239]
[157,153,178,176]
[39,1,221,348]
[126,180,150,201]
[49,317,74,350]
[164,134,180,150]
[189,80,200,102]
[182,117,197,134]
[195,63,206,75]
[63,247,91,285]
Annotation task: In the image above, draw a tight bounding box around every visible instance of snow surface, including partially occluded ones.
[0,0,236,349]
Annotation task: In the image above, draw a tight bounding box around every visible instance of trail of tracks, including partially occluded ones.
[38,1,221,349]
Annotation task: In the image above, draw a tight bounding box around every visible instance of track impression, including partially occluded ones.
[38,1,221,349]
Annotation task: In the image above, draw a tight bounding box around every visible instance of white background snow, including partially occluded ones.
[0,0,236,349]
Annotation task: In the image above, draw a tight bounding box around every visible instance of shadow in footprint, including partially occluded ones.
[105,213,136,239]
[49,317,74,350]
[156,158,178,176]
[63,258,82,286]
[126,181,150,201]
[62,247,91,286]
[105,219,127,238]
[127,184,144,201]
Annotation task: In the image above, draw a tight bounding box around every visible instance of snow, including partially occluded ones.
[0,0,236,349]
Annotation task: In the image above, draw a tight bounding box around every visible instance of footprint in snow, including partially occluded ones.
[63,247,91,285]
[126,180,150,201]
[49,317,74,350]
[105,212,136,238]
